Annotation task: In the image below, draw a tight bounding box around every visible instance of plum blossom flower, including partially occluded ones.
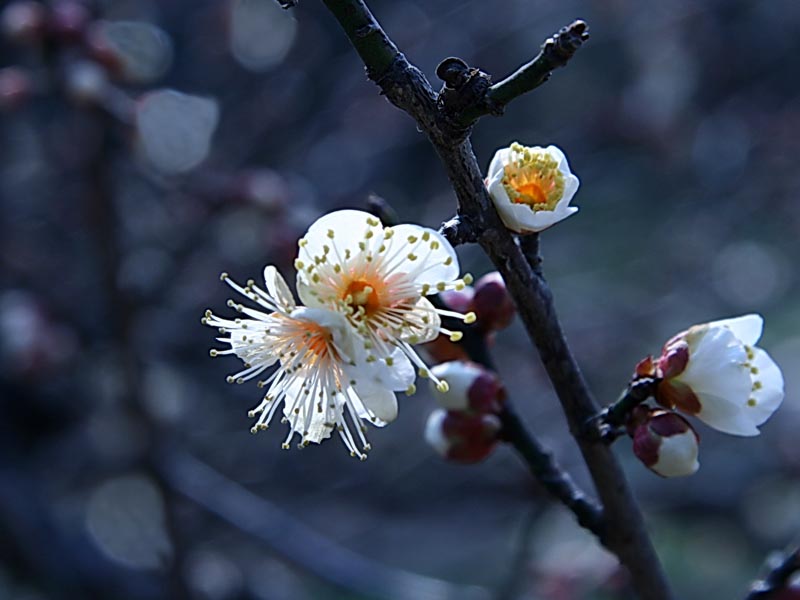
[203,266,413,459]
[652,314,784,436]
[486,142,579,233]
[629,407,700,478]
[294,210,475,394]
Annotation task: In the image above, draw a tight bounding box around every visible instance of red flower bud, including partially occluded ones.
[425,409,501,464]
[439,287,474,314]
[0,67,33,111]
[48,0,90,43]
[1,1,46,43]
[630,409,699,478]
[472,271,515,332]
[429,361,505,414]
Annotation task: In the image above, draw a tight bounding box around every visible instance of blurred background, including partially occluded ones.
[1,0,799,598]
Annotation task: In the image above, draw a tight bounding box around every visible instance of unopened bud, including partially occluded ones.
[429,361,504,414]
[64,60,108,105]
[439,287,474,314]
[422,334,470,364]
[424,409,501,464]
[0,67,33,110]
[472,272,515,332]
[48,0,91,43]
[630,408,699,478]
[1,1,46,43]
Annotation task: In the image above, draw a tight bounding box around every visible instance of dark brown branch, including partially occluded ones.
[583,377,660,443]
[322,2,673,598]
[439,214,478,247]
[746,545,800,599]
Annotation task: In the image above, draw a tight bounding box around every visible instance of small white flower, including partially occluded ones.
[203,266,411,459]
[655,314,784,436]
[486,142,579,233]
[294,210,476,395]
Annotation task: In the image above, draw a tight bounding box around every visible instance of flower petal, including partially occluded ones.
[355,381,398,425]
[263,265,296,311]
[487,146,513,179]
[693,392,761,436]
[748,347,784,426]
[383,224,460,286]
[707,314,763,346]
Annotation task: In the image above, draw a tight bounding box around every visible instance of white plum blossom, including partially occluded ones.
[293,210,475,395]
[203,266,413,459]
[486,142,579,233]
[654,314,784,436]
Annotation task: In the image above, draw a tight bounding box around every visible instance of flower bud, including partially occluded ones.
[472,272,515,332]
[630,408,699,478]
[1,1,46,43]
[0,67,33,111]
[424,409,501,464]
[429,361,504,414]
[422,333,470,364]
[48,0,90,43]
[439,287,474,314]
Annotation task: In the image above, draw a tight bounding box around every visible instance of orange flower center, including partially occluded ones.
[344,279,383,318]
[501,144,565,211]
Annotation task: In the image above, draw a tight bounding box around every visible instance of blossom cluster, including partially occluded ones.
[203,210,475,459]
[630,314,784,477]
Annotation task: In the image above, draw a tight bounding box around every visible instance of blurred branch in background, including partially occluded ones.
[160,447,490,600]
[746,543,800,600]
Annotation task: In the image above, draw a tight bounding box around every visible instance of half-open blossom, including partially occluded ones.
[629,407,700,478]
[294,209,475,395]
[652,314,784,436]
[486,142,579,233]
[203,266,412,459]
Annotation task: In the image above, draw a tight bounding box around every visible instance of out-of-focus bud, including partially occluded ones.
[629,407,699,478]
[234,169,289,211]
[86,20,173,84]
[472,271,515,332]
[424,409,501,464]
[48,0,90,43]
[64,60,108,105]
[1,1,46,43]
[439,286,474,315]
[422,334,470,364]
[0,67,33,110]
[429,361,504,414]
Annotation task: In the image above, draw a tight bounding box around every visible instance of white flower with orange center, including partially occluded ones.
[486,142,579,233]
[203,266,412,459]
[293,210,476,394]
[653,314,784,436]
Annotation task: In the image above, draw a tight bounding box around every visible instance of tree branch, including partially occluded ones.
[159,447,490,600]
[321,2,673,598]
[746,545,800,599]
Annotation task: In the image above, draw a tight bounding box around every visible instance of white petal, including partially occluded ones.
[693,392,760,436]
[263,265,295,311]
[487,146,514,179]
[281,377,335,443]
[430,361,482,411]
[678,327,751,399]
[707,314,763,346]
[295,278,326,309]
[385,224,460,286]
[354,381,398,425]
[299,209,375,262]
[748,347,784,426]
[424,409,449,456]
[400,297,442,344]
[652,430,699,477]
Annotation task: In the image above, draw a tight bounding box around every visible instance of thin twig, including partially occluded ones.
[457,21,589,125]
[158,447,490,600]
[321,2,673,598]
[746,545,800,599]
